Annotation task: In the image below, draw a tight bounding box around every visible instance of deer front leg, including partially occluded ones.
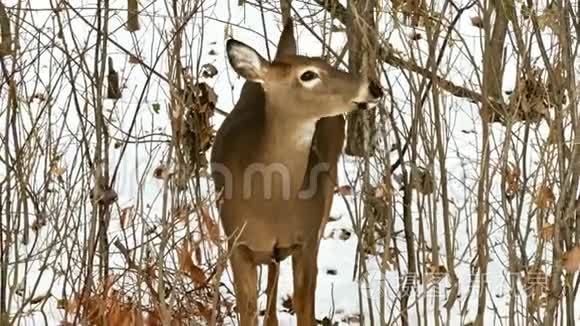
[263,261,280,326]
[230,247,258,326]
[292,243,319,326]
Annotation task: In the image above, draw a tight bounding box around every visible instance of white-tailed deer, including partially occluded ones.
[211,19,383,326]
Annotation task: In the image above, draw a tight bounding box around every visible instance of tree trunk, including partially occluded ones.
[345,0,378,156]
[127,0,140,32]
[475,2,508,325]
[481,0,508,123]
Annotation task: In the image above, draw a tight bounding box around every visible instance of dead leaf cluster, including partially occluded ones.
[391,0,435,27]
[411,166,434,195]
[173,204,192,224]
[181,82,216,161]
[281,295,294,314]
[425,260,447,284]
[503,164,520,199]
[562,245,580,273]
[59,261,230,326]
[61,292,187,326]
[374,181,392,203]
[171,80,217,189]
[507,68,557,122]
[91,184,118,206]
[540,223,555,241]
[534,185,555,209]
[153,164,171,180]
[537,6,560,33]
[380,247,400,270]
[29,92,49,103]
[178,238,207,285]
[325,228,352,241]
[49,160,65,179]
[201,63,218,78]
[200,206,221,244]
[120,205,135,229]
[31,213,47,232]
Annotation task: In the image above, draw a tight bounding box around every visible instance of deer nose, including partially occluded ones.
[368,81,384,99]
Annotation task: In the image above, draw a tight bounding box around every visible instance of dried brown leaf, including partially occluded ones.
[56,298,68,310]
[153,165,170,180]
[411,166,434,194]
[540,224,555,241]
[193,300,213,323]
[99,188,118,206]
[108,297,133,326]
[342,314,361,324]
[381,247,400,270]
[562,246,580,272]
[83,296,106,324]
[145,310,161,326]
[201,206,220,244]
[503,164,520,197]
[201,63,218,78]
[173,205,191,224]
[31,214,47,232]
[120,205,135,229]
[337,228,352,241]
[178,240,206,284]
[281,295,294,314]
[547,123,559,144]
[425,263,447,284]
[325,268,337,275]
[194,82,218,105]
[535,185,555,209]
[30,92,47,102]
[322,229,335,240]
[335,185,353,196]
[30,293,50,305]
[187,263,207,285]
[375,182,392,202]
[128,54,142,64]
[470,16,483,28]
[50,163,65,177]
[537,8,560,32]
[91,185,118,206]
[327,215,341,222]
[408,31,422,41]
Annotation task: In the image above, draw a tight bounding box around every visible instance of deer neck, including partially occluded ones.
[259,101,317,193]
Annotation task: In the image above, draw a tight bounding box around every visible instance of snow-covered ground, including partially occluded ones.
[2,0,578,325]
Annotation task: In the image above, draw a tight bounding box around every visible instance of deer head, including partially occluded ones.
[226,35,383,121]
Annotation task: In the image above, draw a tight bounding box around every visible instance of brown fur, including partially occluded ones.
[211,20,380,326]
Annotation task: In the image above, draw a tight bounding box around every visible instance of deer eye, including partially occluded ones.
[300,70,319,82]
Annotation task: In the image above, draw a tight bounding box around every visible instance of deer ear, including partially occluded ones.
[226,39,268,83]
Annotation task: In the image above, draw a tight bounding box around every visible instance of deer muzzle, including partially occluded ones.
[354,80,384,110]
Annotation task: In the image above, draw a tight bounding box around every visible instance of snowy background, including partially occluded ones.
[1,0,577,325]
